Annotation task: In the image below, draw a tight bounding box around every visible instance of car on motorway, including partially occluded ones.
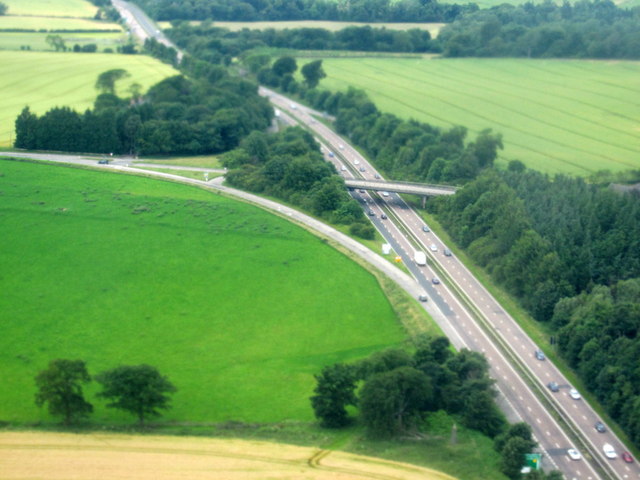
[290,103,297,109]
[547,381,559,392]
[595,421,606,433]
[381,191,389,197]
[444,248,452,257]
[368,210,375,216]
[622,451,634,463]
[341,165,347,171]
[381,213,387,219]
[432,277,440,285]
[354,160,360,165]
[535,349,546,361]
[430,244,438,252]
[603,443,617,459]
[339,144,344,149]
[359,167,366,172]
[374,174,381,179]
[418,294,428,302]
[569,388,581,400]
[567,448,581,461]
[98,159,109,164]
[422,225,430,232]
[328,151,334,157]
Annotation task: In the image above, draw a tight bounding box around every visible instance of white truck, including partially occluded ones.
[414,251,427,266]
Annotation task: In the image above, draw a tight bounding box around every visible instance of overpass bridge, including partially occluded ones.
[345,179,458,197]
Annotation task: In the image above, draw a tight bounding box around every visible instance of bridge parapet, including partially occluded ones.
[345,179,457,197]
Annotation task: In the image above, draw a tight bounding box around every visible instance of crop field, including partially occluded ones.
[0,51,177,147]
[0,16,122,31]
[0,31,125,51]
[0,432,458,480]
[319,57,640,175]
[0,159,406,424]
[2,0,97,17]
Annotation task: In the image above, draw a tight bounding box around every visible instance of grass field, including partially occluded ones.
[2,0,98,17]
[0,16,122,31]
[0,432,461,480]
[0,51,177,147]
[0,31,126,51]
[318,57,640,175]
[0,159,407,424]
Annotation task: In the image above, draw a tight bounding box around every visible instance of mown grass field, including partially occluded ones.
[0,16,122,31]
[0,159,407,424]
[0,51,178,147]
[2,0,97,17]
[318,57,640,175]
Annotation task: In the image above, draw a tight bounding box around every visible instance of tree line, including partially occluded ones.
[311,335,561,480]
[223,126,374,238]
[131,0,475,23]
[14,70,272,156]
[167,22,436,58]
[438,0,640,59]
[35,359,176,426]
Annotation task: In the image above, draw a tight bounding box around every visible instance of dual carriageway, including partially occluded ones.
[263,88,639,480]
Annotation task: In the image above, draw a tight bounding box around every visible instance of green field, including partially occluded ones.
[2,0,97,17]
[318,57,640,175]
[0,31,126,51]
[0,159,407,424]
[0,51,178,147]
[0,16,122,31]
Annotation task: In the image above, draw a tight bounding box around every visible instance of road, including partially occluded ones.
[262,90,639,480]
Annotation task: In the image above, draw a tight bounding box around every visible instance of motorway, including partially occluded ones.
[262,88,639,480]
[85,3,638,478]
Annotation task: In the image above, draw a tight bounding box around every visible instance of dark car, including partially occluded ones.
[368,210,375,216]
[547,381,559,392]
[444,248,452,257]
[594,421,606,433]
[98,159,109,164]
[535,349,546,361]
[622,451,634,463]
[381,214,387,219]
[432,277,440,285]
[418,294,428,302]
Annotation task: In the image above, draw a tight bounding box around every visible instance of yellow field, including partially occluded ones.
[0,432,458,480]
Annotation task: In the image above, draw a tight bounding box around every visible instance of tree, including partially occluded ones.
[96,364,176,425]
[500,436,532,479]
[301,60,326,88]
[359,366,433,438]
[310,363,357,427]
[14,106,38,149]
[95,68,130,95]
[0,2,8,15]
[272,56,297,77]
[45,34,66,52]
[34,359,93,425]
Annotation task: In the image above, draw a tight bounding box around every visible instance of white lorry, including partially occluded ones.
[414,251,427,266]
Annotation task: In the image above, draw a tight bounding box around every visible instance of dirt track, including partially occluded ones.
[0,432,457,480]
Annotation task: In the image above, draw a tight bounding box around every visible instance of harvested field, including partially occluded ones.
[0,432,457,480]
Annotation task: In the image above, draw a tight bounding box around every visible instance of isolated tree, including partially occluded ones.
[310,363,357,428]
[45,34,66,52]
[301,60,326,88]
[34,359,93,425]
[272,56,297,77]
[0,2,8,15]
[95,364,176,425]
[495,422,536,453]
[95,68,130,95]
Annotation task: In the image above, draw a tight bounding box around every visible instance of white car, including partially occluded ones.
[354,160,360,165]
[569,388,581,400]
[339,144,344,149]
[603,443,617,459]
[567,448,581,461]
[430,244,438,252]
[381,191,389,197]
